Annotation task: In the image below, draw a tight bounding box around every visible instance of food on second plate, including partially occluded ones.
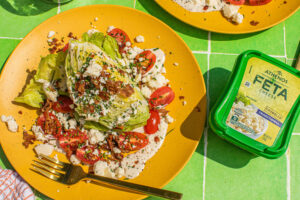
[12,27,175,179]
[173,0,272,24]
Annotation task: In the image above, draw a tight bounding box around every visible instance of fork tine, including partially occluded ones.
[32,161,65,176]
[37,157,65,170]
[39,154,67,166]
[31,167,61,181]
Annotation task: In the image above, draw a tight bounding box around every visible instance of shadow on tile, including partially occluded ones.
[0,0,59,16]
[210,29,267,41]
[137,0,207,40]
[197,67,256,169]
[0,144,14,169]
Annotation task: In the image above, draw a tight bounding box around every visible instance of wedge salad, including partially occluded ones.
[14,27,175,179]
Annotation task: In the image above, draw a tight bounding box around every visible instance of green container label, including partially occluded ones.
[226,57,300,146]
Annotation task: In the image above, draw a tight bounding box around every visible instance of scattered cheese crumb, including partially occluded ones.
[125,41,131,47]
[34,144,54,156]
[70,154,81,165]
[173,62,179,66]
[94,17,98,21]
[1,115,18,132]
[47,31,55,38]
[135,35,144,43]
[107,26,115,33]
[182,101,187,106]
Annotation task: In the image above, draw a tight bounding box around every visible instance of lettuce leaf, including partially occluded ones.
[102,35,121,60]
[14,52,67,108]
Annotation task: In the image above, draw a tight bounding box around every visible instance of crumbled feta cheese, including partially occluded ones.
[173,62,179,66]
[47,31,55,38]
[83,60,102,77]
[68,119,77,129]
[70,154,80,165]
[141,86,152,99]
[55,112,69,130]
[223,4,240,19]
[125,41,131,47]
[47,39,53,43]
[165,114,174,124]
[94,161,108,176]
[182,101,187,106]
[113,147,121,154]
[148,74,169,89]
[94,17,98,21]
[232,13,244,24]
[107,26,115,33]
[92,149,99,156]
[37,79,58,102]
[88,129,106,144]
[32,125,46,141]
[135,35,144,43]
[69,104,74,109]
[87,29,100,36]
[1,115,18,132]
[34,144,54,156]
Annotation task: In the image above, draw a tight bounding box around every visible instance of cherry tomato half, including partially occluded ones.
[149,86,175,108]
[58,129,87,157]
[224,0,245,5]
[52,96,74,113]
[144,110,161,134]
[76,145,101,165]
[108,28,131,53]
[62,43,69,52]
[134,50,156,74]
[37,112,62,137]
[249,0,271,5]
[117,132,149,151]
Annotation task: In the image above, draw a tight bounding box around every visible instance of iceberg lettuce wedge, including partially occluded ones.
[65,40,149,131]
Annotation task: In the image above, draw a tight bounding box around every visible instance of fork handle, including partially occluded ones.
[86,174,182,200]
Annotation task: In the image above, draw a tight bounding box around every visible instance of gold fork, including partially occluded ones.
[31,154,182,200]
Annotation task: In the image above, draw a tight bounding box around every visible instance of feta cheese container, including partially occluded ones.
[209,50,300,159]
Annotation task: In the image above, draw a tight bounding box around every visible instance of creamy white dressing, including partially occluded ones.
[173,0,244,24]
[93,119,169,179]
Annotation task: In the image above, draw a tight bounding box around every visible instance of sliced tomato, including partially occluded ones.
[76,146,101,165]
[52,96,74,113]
[37,112,62,137]
[58,129,87,157]
[117,132,149,151]
[144,110,160,134]
[134,50,156,74]
[224,0,245,5]
[108,28,131,53]
[249,0,271,5]
[62,43,69,52]
[149,86,175,108]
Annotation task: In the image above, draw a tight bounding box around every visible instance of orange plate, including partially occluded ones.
[0,5,206,200]
[156,0,300,34]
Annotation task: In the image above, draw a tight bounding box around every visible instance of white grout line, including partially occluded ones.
[293,133,300,136]
[286,148,291,200]
[134,0,137,8]
[282,22,291,200]
[0,37,23,40]
[192,51,289,59]
[202,31,211,200]
[57,0,61,14]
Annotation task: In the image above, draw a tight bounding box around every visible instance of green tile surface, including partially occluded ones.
[211,23,285,56]
[290,136,300,200]
[0,0,299,200]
